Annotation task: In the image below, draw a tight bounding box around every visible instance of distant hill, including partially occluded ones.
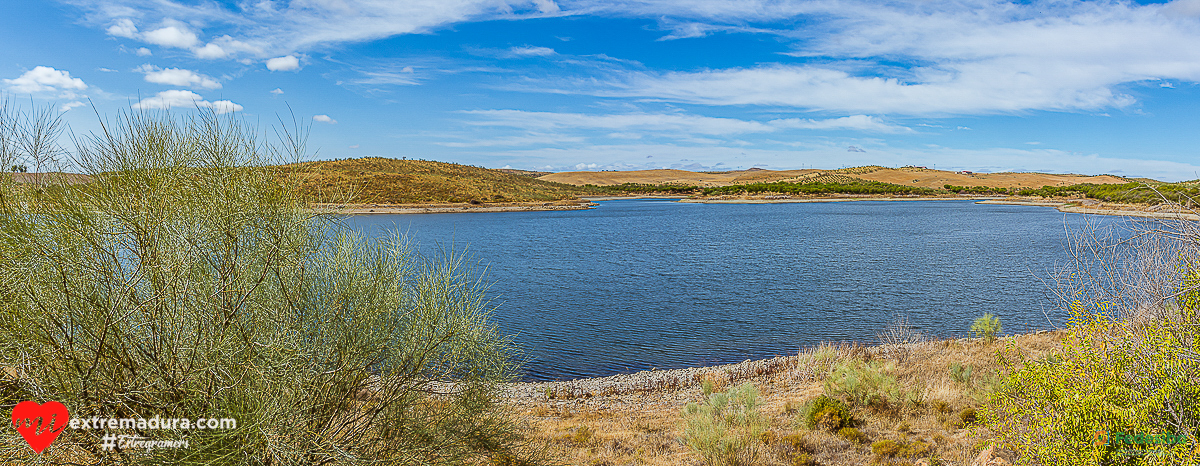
[539,168,820,187]
[4,172,93,184]
[539,166,1139,189]
[278,157,603,204]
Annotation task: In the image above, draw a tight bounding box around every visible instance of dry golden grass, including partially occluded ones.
[512,331,1067,466]
[277,157,604,204]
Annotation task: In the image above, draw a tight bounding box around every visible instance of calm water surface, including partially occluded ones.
[343,199,1122,381]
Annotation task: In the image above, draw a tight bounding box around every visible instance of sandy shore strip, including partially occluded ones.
[581,195,688,201]
[313,201,597,215]
[978,198,1200,220]
[679,196,993,204]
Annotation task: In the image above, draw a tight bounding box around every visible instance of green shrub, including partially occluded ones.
[983,302,1200,464]
[870,439,931,459]
[823,359,917,410]
[837,426,866,444]
[801,395,851,431]
[870,440,900,457]
[0,108,539,465]
[981,221,1200,465]
[949,363,973,384]
[970,313,1003,342]
[791,452,817,466]
[571,425,594,444]
[682,383,768,466]
[958,408,977,426]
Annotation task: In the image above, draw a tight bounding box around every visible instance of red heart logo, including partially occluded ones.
[11,401,69,453]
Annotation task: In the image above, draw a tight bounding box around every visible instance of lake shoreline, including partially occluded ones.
[313,200,597,215]
[500,329,1063,401]
[315,195,1197,220]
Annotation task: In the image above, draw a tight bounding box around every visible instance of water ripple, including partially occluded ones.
[345,199,1122,381]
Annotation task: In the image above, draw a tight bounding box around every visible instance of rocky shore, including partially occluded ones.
[313,201,596,215]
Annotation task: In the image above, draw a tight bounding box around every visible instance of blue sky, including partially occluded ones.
[3,0,1200,180]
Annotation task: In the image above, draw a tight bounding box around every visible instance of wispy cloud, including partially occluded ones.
[506,46,556,57]
[500,1,1200,115]
[459,109,911,136]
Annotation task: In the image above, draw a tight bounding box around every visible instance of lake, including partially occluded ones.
[342,199,1124,381]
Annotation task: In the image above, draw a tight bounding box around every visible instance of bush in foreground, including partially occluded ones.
[823,359,919,412]
[982,215,1200,465]
[801,395,851,432]
[682,383,768,466]
[0,108,540,465]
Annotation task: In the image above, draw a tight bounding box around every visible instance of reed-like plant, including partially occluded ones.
[0,106,539,465]
[681,383,767,466]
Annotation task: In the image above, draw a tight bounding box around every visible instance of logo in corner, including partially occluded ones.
[1094,429,1109,446]
[11,401,69,453]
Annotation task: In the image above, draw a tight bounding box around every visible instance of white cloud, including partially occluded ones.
[4,66,88,94]
[106,18,138,38]
[142,23,200,49]
[505,1,1200,116]
[349,144,360,149]
[312,114,337,124]
[207,100,243,114]
[131,90,242,114]
[136,65,221,90]
[135,47,152,56]
[1161,0,1200,18]
[266,55,300,71]
[60,101,86,112]
[67,0,1200,118]
[194,43,227,59]
[204,35,263,58]
[543,63,1153,115]
[71,0,560,57]
[270,88,284,95]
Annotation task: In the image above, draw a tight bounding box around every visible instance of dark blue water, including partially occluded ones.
[342,199,1121,381]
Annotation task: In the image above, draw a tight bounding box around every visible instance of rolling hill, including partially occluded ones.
[277,157,604,204]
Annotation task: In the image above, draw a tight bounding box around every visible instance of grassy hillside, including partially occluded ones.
[278,157,604,204]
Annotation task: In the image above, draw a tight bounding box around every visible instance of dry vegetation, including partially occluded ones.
[510,330,1067,466]
[277,157,604,204]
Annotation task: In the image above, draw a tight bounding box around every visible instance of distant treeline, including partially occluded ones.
[591,180,1197,205]
[702,181,939,196]
[588,183,703,194]
[943,185,1013,195]
[1011,183,1199,205]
